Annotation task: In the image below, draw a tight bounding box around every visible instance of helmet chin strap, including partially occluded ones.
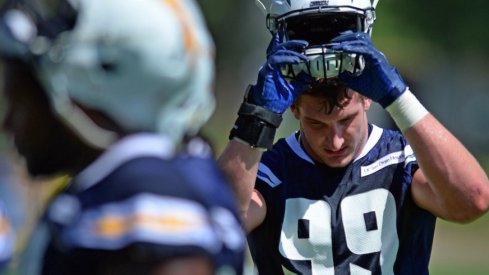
[41,70,119,150]
[53,98,120,150]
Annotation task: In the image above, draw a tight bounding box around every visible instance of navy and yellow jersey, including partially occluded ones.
[0,202,14,267]
[21,134,245,275]
[249,124,436,275]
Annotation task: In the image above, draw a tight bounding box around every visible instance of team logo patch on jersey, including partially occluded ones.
[360,145,416,177]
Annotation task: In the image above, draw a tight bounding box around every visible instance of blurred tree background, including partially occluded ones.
[197,0,489,274]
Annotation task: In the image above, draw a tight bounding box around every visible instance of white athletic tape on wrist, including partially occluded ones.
[385,89,429,131]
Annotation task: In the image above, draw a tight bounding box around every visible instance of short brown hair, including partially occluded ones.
[296,79,352,114]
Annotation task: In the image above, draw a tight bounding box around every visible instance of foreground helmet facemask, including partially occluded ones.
[0,0,77,59]
[257,0,378,81]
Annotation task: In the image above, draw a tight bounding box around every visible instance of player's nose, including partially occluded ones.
[325,125,344,151]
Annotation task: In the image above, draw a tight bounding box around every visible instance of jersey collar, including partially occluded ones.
[353,124,383,162]
[286,124,383,165]
[72,133,176,192]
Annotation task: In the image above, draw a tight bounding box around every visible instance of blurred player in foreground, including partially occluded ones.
[218,0,489,274]
[0,0,245,274]
[0,200,15,269]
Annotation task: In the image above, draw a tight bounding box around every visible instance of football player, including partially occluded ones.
[218,0,489,274]
[0,0,244,274]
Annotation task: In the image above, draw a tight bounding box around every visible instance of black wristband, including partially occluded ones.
[229,114,278,150]
[237,102,283,128]
[229,87,283,150]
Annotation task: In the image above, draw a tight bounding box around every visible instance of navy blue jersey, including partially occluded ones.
[0,202,14,267]
[20,134,245,275]
[249,124,436,275]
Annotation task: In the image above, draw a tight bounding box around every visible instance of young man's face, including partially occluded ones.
[291,90,371,168]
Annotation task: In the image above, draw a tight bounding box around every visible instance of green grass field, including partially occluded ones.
[430,213,489,275]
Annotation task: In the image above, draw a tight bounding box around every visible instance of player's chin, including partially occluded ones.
[322,155,353,168]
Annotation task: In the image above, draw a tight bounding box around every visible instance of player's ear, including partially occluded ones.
[363,97,372,111]
[357,93,372,111]
[290,102,300,120]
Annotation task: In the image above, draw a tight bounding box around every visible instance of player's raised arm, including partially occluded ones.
[218,33,311,232]
[332,31,489,222]
[218,139,264,232]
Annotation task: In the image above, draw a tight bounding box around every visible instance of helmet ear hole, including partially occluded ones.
[100,62,117,73]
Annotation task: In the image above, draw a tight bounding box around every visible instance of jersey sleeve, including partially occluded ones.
[254,138,289,201]
[400,133,419,183]
[51,193,222,254]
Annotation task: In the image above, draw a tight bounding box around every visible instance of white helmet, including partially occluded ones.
[0,0,215,149]
[255,0,379,81]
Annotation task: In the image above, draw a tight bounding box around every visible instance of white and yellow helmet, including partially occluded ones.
[0,0,215,149]
[256,0,379,81]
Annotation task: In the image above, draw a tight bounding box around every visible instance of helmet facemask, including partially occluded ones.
[267,4,376,83]
[0,0,77,60]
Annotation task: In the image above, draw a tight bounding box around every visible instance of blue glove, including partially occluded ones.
[331,31,407,108]
[247,34,312,114]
